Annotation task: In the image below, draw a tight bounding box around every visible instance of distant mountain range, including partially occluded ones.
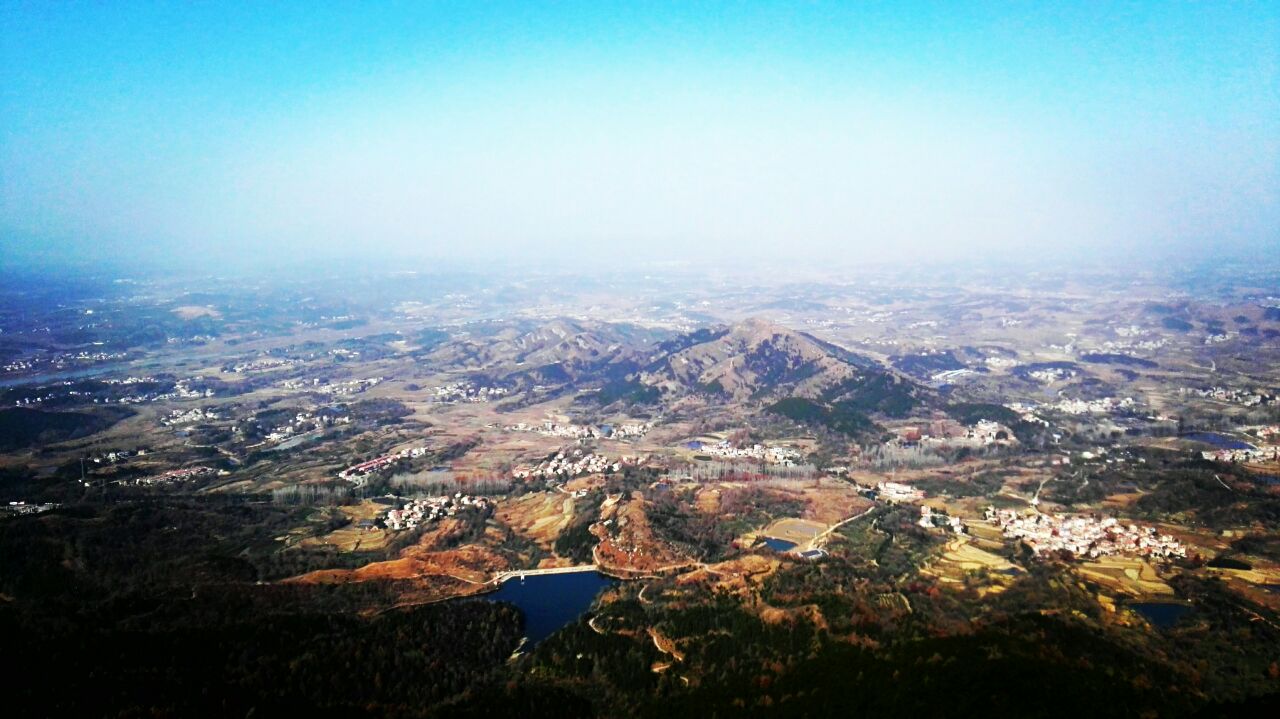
[417,317,933,433]
[417,318,662,387]
[635,317,879,401]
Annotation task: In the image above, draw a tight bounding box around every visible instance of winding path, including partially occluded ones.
[805,506,876,550]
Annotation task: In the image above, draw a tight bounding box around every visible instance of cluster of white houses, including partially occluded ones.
[507,421,606,439]
[2,501,59,516]
[1047,396,1136,415]
[1181,386,1277,407]
[223,357,299,373]
[1201,445,1279,463]
[99,377,214,405]
[609,422,652,439]
[986,508,1186,559]
[919,505,964,534]
[877,481,926,503]
[894,419,1017,449]
[1102,337,1166,352]
[1,350,130,375]
[383,493,491,531]
[506,421,651,441]
[247,410,350,447]
[161,407,221,426]
[91,448,148,464]
[316,377,384,396]
[283,377,383,395]
[513,450,644,479]
[432,382,509,403]
[1010,396,1136,417]
[14,375,215,407]
[691,441,801,465]
[1028,367,1077,384]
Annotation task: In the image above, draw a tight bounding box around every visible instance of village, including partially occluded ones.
[338,445,432,483]
[876,480,926,502]
[512,449,645,479]
[243,410,351,448]
[382,493,492,531]
[431,381,509,403]
[223,357,300,373]
[918,505,965,534]
[893,419,1018,449]
[505,420,651,441]
[89,447,150,464]
[10,375,213,407]
[281,377,383,395]
[1,501,60,516]
[1028,367,1077,383]
[133,466,220,486]
[1200,444,1280,464]
[986,508,1187,560]
[316,377,385,396]
[161,407,221,427]
[1008,396,1137,418]
[688,440,801,464]
[1180,385,1278,407]
[0,349,131,376]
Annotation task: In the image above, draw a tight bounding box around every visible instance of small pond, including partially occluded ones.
[1180,432,1256,450]
[1130,602,1193,629]
[760,537,797,552]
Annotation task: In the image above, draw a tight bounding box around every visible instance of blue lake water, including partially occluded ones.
[476,571,617,646]
[1130,602,1193,629]
[760,537,797,552]
[1181,432,1256,450]
[0,365,116,389]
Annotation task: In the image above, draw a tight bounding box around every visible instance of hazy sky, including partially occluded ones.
[2,2,1277,270]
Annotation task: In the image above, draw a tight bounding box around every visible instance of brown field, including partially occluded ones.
[1076,556,1174,597]
[693,487,722,513]
[760,517,826,545]
[563,475,607,493]
[924,538,1020,595]
[792,479,874,525]
[1101,491,1145,508]
[674,554,780,596]
[1208,565,1280,586]
[495,491,576,549]
[299,501,393,552]
[758,602,827,628]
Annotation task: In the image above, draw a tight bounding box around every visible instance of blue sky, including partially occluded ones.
[2,2,1276,269]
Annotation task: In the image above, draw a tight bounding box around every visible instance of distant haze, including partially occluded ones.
[2,3,1277,271]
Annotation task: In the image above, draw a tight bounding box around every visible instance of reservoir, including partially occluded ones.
[477,571,617,646]
[760,537,798,552]
[1129,602,1193,629]
[1180,432,1256,450]
[0,365,116,389]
